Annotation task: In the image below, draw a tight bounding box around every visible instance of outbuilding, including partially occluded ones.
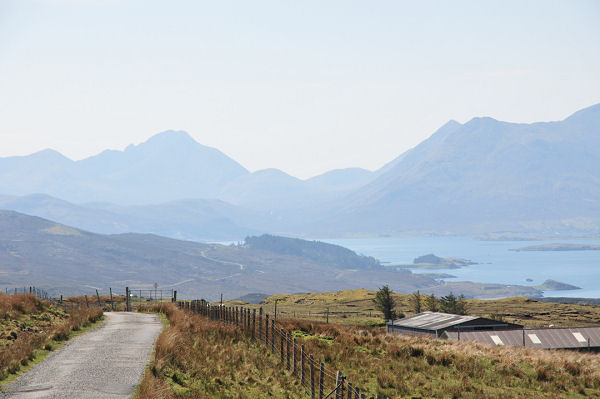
[386,311,522,337]
[442,326,600,351]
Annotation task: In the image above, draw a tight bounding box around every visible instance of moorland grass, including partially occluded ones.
[0,293,103,384]
[226,289,600,328]
[140,302,600,398]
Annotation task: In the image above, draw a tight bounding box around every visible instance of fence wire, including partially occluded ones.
[178,301,384,399]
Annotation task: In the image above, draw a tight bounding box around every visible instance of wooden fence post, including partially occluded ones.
[347,382,352,399]
[252,309,256,338]
[301,345,305,387]
[319,362,324,399]
[125,287,130,311]
[247,309,251,333]
[265,315,270,345]
[96,289,101,307]
[310,354,315,399]
[335,371,342,399]
[355,387,360,399]
[280,328,284,364]
[286,331,291,371]
[259,307,263,340]
[85,295,89,308]
[109,288,114,310]
[271,321,275,354]
[292,338,297,376]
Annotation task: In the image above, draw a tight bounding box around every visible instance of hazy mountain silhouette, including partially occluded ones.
[0,194,265,241]
[0,131,249,204]
[0,104,598,237]
[314,103,600,235]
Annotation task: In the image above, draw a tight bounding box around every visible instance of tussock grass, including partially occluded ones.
[137,303,306,399]
[141,303,600,398]
[277,317,600,398]
[229,289,600,328]
[0,293,103,382]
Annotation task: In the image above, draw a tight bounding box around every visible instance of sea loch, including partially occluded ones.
[321,236,600,298]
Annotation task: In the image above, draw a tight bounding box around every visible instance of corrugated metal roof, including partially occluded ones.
[390,312,478,331]
[444,326,600,349]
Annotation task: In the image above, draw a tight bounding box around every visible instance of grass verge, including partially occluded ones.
[139,302,600,398]
[0,293,104,387]
[135,303,307,399]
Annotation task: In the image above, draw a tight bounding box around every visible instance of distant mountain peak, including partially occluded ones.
[30,148,72,162]
[565,102,600,122]
[147,130,196,143]
[130,130,199,150]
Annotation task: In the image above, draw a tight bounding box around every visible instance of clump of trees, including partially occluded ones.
[244,234,381,270]
[411,291,468,315]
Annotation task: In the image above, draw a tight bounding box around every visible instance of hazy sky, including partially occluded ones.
[1,0,599,179]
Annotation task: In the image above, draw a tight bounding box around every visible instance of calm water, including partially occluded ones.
[320,236,600,298]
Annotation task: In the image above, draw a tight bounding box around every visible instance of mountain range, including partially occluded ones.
[1,103,599,239]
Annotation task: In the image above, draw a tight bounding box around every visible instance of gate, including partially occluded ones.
[125,287,174,310]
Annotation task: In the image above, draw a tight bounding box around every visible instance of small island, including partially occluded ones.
[512,243,600,252]
[392,253,477,270]
[534,279,581,291]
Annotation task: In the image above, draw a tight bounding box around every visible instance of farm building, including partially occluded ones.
[387,311,522,337]
[442,326,600,351]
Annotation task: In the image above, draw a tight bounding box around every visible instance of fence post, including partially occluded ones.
[292,338,297,376]
[125,287,130,311]
[265,315,270,345]
[335,371,342,399]
[286,331,291,371]
[310,354,315,399]
[271,320,275,354]
[85,295,89,308]
[280,328,284,363]
[301,345,305,387]
[173,290,177,303]
[319,362,324,399]
[347,382,352,399]
[252,309,256,338]
[96,289,101,307]
[354,386,359,399]
[109,288,114,310]
[247,309,251,333]
[259,307,263,340]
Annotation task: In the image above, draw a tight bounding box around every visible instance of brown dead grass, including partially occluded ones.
[0,293,103,381]
[137,303,306,399]
[147,303,600,398]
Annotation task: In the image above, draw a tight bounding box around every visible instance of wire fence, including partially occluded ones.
[1,285,176,313]
[177,300,390,399]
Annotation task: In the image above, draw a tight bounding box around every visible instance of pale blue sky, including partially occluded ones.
[1,0,599,178]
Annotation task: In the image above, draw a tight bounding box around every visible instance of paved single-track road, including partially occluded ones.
[1,312,162,399]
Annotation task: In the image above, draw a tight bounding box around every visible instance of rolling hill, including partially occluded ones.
[0,211,547,299]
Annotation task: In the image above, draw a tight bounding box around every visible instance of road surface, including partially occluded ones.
[1,312,162,399]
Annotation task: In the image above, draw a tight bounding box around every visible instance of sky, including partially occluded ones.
[0,0,599,179]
